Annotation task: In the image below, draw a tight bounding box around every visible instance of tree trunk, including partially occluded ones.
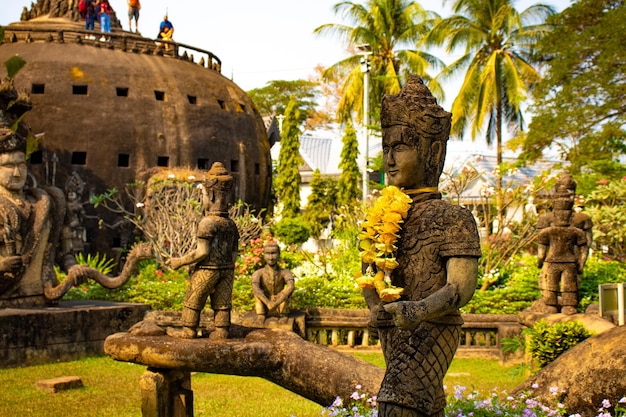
[104,325,384,406]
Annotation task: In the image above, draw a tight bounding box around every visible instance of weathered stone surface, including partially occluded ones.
[36,376,83,393]
[518,310,615,335]
[0,300,149,368]
[514,325,626,417]
[104,326,384,406]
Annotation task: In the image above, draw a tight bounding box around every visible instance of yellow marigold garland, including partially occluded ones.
[355,186,411,302]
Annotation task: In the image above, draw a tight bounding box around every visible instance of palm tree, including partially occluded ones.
[314,0,444,123]
[425,0,555,169]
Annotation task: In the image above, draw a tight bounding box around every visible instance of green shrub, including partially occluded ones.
[292,275,366,310]
[272,216,310,246]
[232,275,254,312]
[578,255,626,311]
[524,319,592,368]
[463,254,541,314]
[125,261,187,310]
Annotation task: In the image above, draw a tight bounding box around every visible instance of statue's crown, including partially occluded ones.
[380,75,451,139]
[0,124,27,154]
[554,171,576,194]
[204,162,233,191]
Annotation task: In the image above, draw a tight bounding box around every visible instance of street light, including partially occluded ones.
[357,44,372,201]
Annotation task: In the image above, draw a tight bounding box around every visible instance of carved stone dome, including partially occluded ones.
[0,14,271,251]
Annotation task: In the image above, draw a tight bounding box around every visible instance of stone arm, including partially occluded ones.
[537,243,547,269]
[251,270,272,308]
[382,257,478,331]
[577,240,588,274]
[271,271,295,306]
[167,238,210,270]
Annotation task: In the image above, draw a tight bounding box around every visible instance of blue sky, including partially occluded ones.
[1,0,570,92]
[1,0,571,158]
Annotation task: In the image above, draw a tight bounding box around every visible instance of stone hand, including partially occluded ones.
[383,301,427,331]
[167,258,182,270]
[0,255,22,273]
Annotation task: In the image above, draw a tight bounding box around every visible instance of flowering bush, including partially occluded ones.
[320,384,626,417]
[321,385,378,417]
[445,384,567,417]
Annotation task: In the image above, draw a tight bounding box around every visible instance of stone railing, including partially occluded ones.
[304,308,524,363]
[2,26,222,72]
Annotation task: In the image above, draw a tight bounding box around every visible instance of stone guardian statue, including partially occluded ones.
[166,162,239,339]
[362,75,482,417]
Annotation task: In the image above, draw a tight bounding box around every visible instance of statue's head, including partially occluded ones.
[202,162,233,209]
[380,75,451,189]
[263,240,281,265]
[552,170,576,212]
[0,125,28,194]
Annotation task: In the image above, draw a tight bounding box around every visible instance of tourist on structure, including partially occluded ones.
[157,15,174,50]
[165,162,239,340]
[251,241,295,324]
[98,0,113,42]
[82,0,97,38]
[127,0,140,34]
[362,75,482,417]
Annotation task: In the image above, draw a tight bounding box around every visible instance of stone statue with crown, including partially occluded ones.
[362,75,482,417]
[532,171,591,315]
[0,77,151,308]
[166,162,240,340]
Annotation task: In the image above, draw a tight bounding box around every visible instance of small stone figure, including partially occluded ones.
[166,162,239,340]
[534,172,589,315]
[251,241,295,324]
[363,76,482,417]
[62,171,97,254]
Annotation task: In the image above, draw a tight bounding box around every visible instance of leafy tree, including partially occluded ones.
[303,169,338,239]
[274,97,303,218]
[518,0,626,172]
[585,177,626,260]
[337,120,361,205]
[247,79,319,124]
[425,0,555,170]
[314,0,444,123]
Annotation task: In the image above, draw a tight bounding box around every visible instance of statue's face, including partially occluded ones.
[0,151,27,193]
[382,125,428,189]
[263,246,280,266]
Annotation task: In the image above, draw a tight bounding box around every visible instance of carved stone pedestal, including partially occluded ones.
[140,368,193,417]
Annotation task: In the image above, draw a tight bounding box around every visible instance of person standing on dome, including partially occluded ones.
[98,0,113,42]
[82,0,98,38]
[127,0,140,34]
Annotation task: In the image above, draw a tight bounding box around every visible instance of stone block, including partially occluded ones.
[36,376,83,393]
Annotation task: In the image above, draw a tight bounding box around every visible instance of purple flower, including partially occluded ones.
[602,399,612,409]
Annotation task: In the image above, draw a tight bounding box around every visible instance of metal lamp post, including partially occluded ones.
[358,44,372,201]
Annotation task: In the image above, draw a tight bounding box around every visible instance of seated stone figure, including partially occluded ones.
[251,241,295,323]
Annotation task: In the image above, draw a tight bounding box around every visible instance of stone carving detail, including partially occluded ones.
[251,241,295,325]
[532,171,592,315]
[0,78,151,308]
[19,0,122,28]
[363,75,482,417]
[165,162,239,340]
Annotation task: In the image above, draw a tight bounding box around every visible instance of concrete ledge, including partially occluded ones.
[0,300,150,368]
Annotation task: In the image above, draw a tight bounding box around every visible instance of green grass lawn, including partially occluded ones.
[0,353,527,417]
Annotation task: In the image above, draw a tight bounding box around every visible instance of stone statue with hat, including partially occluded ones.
[362,75,482,417]
[166,162,239,339]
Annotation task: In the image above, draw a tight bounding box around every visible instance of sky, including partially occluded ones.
[0,0,571,157]
[1,0,570,92]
